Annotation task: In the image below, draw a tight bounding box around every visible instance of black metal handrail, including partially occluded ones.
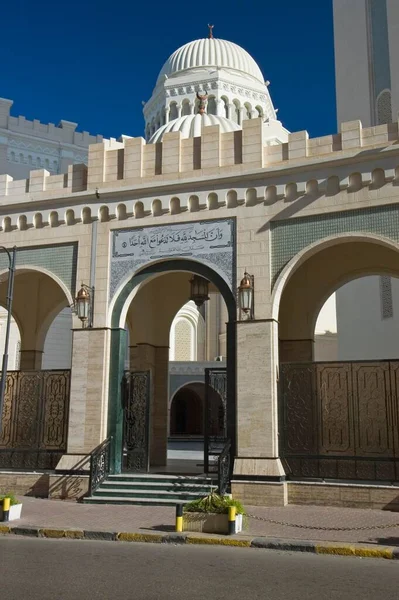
[88,436,112,496]
[218,439,231,496]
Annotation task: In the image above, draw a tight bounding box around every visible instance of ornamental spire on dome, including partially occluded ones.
[208,24,214,39]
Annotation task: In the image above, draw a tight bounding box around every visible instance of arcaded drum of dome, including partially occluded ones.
[157,38,265,84]
[148,113,241,143]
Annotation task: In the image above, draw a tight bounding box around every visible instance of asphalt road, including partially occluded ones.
[0,537,398,600]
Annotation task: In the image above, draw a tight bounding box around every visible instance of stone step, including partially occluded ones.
[107,474,216,483]
[99,481,214,491]
[92,488,207,501]
[84,496,187,506]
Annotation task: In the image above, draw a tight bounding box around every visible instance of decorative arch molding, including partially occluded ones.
[0,243,77,299]
[271,232,399,322]
[109,218,236,301]
[107,257,237,473]
[270,203,399,286]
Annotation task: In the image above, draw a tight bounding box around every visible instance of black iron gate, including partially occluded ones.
[279,360,399,481]
[0,370,71,469]
[204,367,228,473]
[122,371,151,472]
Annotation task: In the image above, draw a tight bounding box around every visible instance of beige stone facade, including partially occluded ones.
[0,114,399,505]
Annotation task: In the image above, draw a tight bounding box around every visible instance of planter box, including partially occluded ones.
[183,512,243,534]
[0,503,22,522]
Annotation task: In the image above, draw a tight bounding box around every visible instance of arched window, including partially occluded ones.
[207,96,217,115]
[181,100,191,116]
[221,96,229,118]
[232,100,241,125]
[169,102,178,121]
[244,103,252,120]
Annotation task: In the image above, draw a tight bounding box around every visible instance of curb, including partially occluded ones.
[1,525,398,559]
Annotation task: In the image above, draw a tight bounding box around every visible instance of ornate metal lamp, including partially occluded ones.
[189,275,210,308]
[238,271,254,320]
[75,283,95,328]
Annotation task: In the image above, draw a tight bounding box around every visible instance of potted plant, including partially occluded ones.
[183,492,245,534]
[0,493,23,522]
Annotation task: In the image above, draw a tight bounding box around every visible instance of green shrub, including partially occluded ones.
[184,492,245,515]
[0,493,20,507]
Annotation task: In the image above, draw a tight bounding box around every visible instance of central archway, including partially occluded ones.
[108,258,236,474]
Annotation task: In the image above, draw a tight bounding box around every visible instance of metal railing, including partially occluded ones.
[218,439,231,496]
[88,436,112,496]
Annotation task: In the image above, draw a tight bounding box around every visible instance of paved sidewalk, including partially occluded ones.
[9,496,399,546]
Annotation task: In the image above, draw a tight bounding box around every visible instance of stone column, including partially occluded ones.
[19,349,43,370]
[232,320,287,506]
[67,328,111,455]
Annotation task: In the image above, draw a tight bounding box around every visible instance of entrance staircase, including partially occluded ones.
[83,473,217,506]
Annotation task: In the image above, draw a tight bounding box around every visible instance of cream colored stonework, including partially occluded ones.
[1,116,399,506]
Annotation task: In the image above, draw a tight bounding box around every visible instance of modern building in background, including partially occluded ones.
[326,0,399,360]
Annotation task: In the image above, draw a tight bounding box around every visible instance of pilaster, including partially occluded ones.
[67,328,111,456]
[234,320,285,478]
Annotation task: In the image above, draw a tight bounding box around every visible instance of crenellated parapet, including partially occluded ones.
[0,118,399,233]
[0,97,104,148]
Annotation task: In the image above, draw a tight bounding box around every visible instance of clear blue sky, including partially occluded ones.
[1,0,336,140]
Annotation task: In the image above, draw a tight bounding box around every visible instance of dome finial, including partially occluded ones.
[208,24,214,39]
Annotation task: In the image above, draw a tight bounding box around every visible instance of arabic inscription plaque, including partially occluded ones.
[110,219,235,299]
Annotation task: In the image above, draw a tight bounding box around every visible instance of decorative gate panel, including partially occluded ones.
[123,371,151,473]
[352,362,393,456]
[280,363,317,455]
[0,370,71,469]
[280,361,399,481]
[204,368,228,473]
[318,363,353,455]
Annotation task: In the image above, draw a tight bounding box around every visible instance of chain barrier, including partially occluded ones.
[247,513,399,532]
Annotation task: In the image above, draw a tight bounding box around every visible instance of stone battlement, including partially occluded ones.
[0,118,399,207]
[0,97,104,148]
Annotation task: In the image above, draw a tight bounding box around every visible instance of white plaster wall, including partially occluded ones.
[333,0,373,127]
[0,308,20,369]
[314,333,338,361]
[336,276,399,360]
[42,308,73,369]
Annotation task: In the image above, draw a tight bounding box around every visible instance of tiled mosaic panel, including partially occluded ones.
[271,204,399,286]
[0,243,78,294]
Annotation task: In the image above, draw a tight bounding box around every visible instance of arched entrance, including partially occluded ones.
[108,259,236,474]
[0,266,73,469]
[169,381,225,437]
[274,235,399,482]
[170,385,204,436]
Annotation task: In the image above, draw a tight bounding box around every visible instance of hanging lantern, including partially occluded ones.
[75,284,92,327]
[189,275,210,307]
[238,271,254,319]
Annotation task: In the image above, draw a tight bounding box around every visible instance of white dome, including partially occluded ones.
[157,38,264,84]
[149,114,241,143]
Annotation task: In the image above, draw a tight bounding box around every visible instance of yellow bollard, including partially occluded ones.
[2,497,10,522]
[228,505,236,535]
[175,504,183,532]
